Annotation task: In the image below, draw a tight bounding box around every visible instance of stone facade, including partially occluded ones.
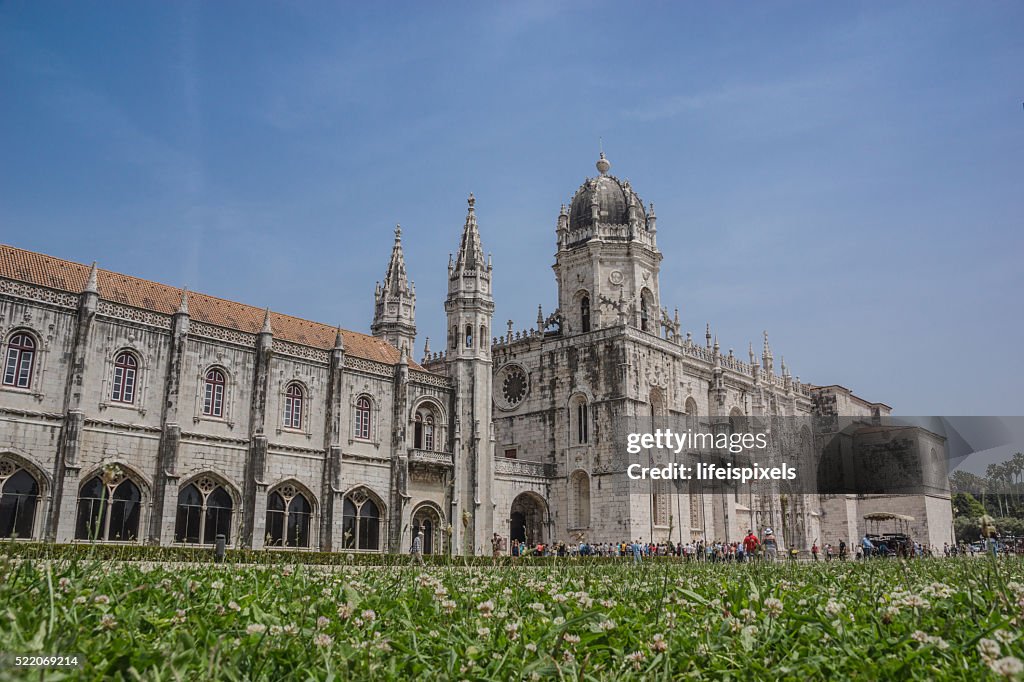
[0,154,953,554]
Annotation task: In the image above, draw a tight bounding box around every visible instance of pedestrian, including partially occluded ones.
[632,539,643,564]
[811,541,819,562]
[861,534,874,559]
[491,532,502,559]
[411,530,424,565]
[762,528,779,562]
[742,529,760,562]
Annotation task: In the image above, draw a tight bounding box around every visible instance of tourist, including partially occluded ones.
[861,534,874,559]
[742,529,760,562]
[411,530,424,565]
[811,541,820,562]
[763,528,779,562]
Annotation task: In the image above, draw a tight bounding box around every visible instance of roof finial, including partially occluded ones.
[261,307,273,334]
[467,192,475,212]
[84,261,99,294]
[334,325,345,350]
[178,287,189,315]
[596,149,610,175]
[394,223,401,240]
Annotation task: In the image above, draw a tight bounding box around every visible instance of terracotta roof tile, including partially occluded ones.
[0,243,422,369]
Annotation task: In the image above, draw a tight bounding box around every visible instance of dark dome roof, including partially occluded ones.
[567,154,646,232]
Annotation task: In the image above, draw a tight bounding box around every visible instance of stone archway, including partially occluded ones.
[510,492,547,545]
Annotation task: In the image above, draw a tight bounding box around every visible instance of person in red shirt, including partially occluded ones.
[742,529,760,561]
[811,541,820,561]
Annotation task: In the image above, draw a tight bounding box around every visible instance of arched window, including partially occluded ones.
[413,406,438,450]
[465,324,473,348]
[640,296,649,332]
[265,485,313,548]
[450,327,457,350]
[0,458,39,539]
[2,333,36,388]
[580,296,591,333]
[342,489,381,551]
[570,397,589,445]
[480,325,487,349]
[111,352,138,404]
[174,476,234,544]
[75,468,142,541]
[283,383,304,429]
[202,369,226,417]
[354,397,372,440]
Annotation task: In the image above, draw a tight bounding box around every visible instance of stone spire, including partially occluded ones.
[381,224,411,299]
[261,307,273,335]
[454,194,486,273]
[334,325,344,350]
[422,337,431,361]
[762,330,774,374]
[83,262,99,294]
[705,322,712,349]
[372,223,416,355]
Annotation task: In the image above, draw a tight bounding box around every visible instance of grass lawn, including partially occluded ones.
[1,553,1022,680]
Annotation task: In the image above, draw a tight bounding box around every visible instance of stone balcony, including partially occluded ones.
[409,449,455,467]
[494,457,556,479]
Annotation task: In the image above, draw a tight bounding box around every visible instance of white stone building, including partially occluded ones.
[0,154,952,554]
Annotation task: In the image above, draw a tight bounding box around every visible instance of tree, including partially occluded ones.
[952,492,986,518]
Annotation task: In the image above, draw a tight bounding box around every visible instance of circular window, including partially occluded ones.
[495,364,528,410]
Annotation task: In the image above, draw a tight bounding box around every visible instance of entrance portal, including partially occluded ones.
[509,492,547,546]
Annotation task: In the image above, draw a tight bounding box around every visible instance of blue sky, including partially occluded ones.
[2,1,1021,415]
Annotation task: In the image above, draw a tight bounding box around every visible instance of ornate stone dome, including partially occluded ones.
[568,153,647,232]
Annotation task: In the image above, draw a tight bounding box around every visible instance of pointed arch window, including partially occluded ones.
[111,352,138,404]
[640,296,649,332]
[354,397,372,440]
[581,296,591,333]
[480,324,487,349]
[202,369,226,417]
[465,324,473,348]
[75,468,142,541]
[3,333,36,388]
[174,477,233,544]
[342,490,381,551]
[265,485,313,548]
[0,458,39,539]
[283,383,304,429]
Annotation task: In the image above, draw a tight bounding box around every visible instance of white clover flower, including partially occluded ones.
[979,638,1002,661]
[525,643,537,652]
[441,599,456,615]
[995,629,1017,644]
[739,608,755,622]
[505,622,520,640]
[361,609,376,622]
[764,598,783,617]
[228,601,241,612]
[73,596,87,605]
[911,630,929,643]
[989,656,1024,678]
[99,613,117,630]
[564,633,581,644]
[211,580,224,590]
[626,651,646,670]
[94,595,110,605]
[824,599,843,617]
[317,616,330,629]
[649,633,668,653]
[314,633,333,647]
[598,619,616,632]
[553,616,565,626]
[246,623,267,635]
[528,602,545,612]
[477,627,490,638]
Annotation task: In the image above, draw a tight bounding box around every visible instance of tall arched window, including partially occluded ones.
[265,484,313,548]
[283,383,304,429]
[342,489,381,551]
[174,477,234,544]
[111,352,138,404]
[465,324,473,348]
[0,458,39,539]
[202,369,226,417]
[640,296,649,331]
[354,397,372,439]
[570,397,589,445]
[75,468,142,541]
[580,296,591,333]
[2,333,36,388]
[479,325,487,349]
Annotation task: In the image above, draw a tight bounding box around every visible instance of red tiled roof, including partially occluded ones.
[0,243,421,369]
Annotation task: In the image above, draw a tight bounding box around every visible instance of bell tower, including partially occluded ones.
[553,153,663,335]
[445,193,495,555]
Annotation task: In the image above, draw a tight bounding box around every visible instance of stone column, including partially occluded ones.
[151,292,189,545]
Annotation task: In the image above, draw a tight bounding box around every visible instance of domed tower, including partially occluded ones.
[553,153,663,335]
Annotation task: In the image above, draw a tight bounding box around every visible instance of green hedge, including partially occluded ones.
[0,541,692,567]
